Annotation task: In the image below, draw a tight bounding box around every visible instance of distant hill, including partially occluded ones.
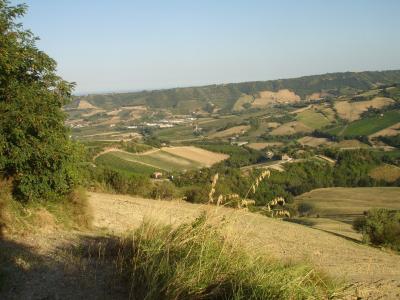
[70,70,400,114]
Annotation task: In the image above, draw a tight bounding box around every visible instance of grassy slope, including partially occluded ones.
[89,191,400,288]
[95,152,159,175]
[97,150,202,172]
[328,110,400,137]
[296,109,331,129]
[295,187,400,222]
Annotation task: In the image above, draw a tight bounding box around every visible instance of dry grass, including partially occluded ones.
[298,136,333,147]
[208,125,250,139]
[369,164,400,183]
[161,146,229,167]
[295,187,400,223]
[336,139,369,149]
[80,214,338,299]
[247,142,283,150]
[87,191,400,285]
[334,97,394,121]
[77,100,98,110]
[270,121,312,136]
[252,89,300,107]
[232,94,254,111]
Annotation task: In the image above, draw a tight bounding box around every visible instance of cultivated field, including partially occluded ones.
[335,110,400,137]
[370,122,400,138]
[247,142,283,150]
[334,97,394,121]
[270,121,312,136]
[295,187,400,223]
[95,146,228,172]
[161,146,229,166]
[297,136,333,147]
[208,125,250,138]
[296,108,331,129]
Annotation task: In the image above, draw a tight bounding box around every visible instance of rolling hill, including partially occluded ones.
[69,70,400,113]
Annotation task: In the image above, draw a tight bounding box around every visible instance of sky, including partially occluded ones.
[14,0,400,94]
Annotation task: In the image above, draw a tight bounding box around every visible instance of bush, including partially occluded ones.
[149,181,176,200]
[184,186,209,203]
[354,209,400,251]
[0,2,82,201]
[352,216,367,232]
[84,214,338,299]
[297,202,316,217]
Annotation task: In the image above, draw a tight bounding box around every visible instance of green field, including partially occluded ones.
[296,109,331,129]
[327,110,400,137]
[95,153,159,175]
[96,150,202,173]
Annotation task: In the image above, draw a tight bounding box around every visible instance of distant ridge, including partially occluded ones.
[71,70,400,113]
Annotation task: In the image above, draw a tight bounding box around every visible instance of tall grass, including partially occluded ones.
[0,181,92,235]
[85,214,338,299]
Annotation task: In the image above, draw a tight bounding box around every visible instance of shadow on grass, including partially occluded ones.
[284,217,316,226]
[0,235,127,299]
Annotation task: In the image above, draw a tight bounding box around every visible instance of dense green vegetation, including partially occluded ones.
[95,153,159,175]
[353,209,400,251]
[0,2,82,201]
[72,70,400,113]
[328,110,400,137]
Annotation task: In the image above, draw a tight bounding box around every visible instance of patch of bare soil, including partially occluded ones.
[252,89,300,107]
[335,97,394,121]
[77,100,98,110]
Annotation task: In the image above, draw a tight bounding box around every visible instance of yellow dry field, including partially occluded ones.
[295,187,400,220]
[297,136,333,147]
[247,142,283,150]
[252,89,300,107]
[88,191,400,296]
[270,121,312,136]
[77,100,98,110]
[334,97,394,121]
[208,125,250,138]
[161,146,229,167]
[369,164,400,183]
[232,94,254,111]
[369,122,400,138]
[305,92,329,101]
[335,139,369,149]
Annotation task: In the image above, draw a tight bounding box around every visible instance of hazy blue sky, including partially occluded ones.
[15,0,400,94]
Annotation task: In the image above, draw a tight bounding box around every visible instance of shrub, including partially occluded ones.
[352,216,367,232]
[84,214,338,299]
[297,202,315,217]
[354,209,400,251]
[184,186,209,203]
[0,1,83,201]
[149,181,176,200]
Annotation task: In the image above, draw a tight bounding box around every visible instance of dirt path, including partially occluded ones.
[88,192,400,298]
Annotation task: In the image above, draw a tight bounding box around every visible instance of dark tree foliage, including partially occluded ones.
[0,1,82,200]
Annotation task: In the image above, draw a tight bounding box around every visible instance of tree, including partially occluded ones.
[0,1,82,201]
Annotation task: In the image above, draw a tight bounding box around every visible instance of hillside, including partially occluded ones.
[89,192,400,299]
[69,70,400,113]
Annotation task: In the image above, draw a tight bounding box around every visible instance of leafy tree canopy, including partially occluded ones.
[0,1,82,201]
